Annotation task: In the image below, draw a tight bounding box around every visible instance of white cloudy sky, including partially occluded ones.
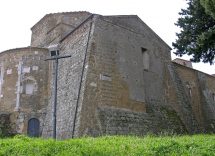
[0,0,214,74]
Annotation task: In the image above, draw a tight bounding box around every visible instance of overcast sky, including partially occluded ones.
[0,0,214,74]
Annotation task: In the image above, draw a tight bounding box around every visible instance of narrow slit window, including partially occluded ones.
[212,93,215,101]
[186,83,192,97]
[141,47,149,71]
[189,88,192,96]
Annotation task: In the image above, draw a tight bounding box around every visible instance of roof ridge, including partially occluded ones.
[46,11,90,16]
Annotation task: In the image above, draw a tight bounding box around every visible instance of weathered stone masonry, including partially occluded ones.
[0,47,49,136]
[0,12,215,138]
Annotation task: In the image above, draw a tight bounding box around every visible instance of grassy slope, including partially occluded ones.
[0,135,215,156]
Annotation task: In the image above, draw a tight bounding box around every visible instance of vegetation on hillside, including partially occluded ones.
[0,135,215,156]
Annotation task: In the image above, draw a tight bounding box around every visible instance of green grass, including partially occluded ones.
[0,135,215,156]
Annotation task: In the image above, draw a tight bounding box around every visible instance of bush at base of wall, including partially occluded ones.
[0,113,13,138]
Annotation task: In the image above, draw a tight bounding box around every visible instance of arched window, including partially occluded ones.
[27,118,40,137]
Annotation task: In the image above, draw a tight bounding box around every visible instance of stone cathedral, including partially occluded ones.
[0,12,215,139]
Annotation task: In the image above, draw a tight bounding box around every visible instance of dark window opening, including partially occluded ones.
[212,93,215,101]
[141,47,147,53]
[189,88,192,96]
[50,50,59,57]
[141,47,149,71]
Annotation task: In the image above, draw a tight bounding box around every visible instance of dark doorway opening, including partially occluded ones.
[27,118,40,137]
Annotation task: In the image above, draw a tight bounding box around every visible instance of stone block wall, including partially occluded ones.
[0,47,49,135]
[76,15,174,136]
[41,16,93,139]
[167,63,200,133]
[97,106,186,136]
[169,62,215,133]
[31,12,91,47]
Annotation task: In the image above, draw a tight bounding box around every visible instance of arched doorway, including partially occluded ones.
[27,118,40,137]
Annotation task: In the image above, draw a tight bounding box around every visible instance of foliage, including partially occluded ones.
[200,0,215,19]
[0,135,215,156]
[172,0,215,64]
[0,123,12,138]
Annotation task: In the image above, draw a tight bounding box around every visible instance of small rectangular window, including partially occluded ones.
[141,47,149,71]
[186,83,192,97]
[189,88,192,96]
[6,69,12,75]
[141,47,147,52]
[23,67,31,73]
[50,50,59,57]
[32,66,39,71]
[25,83,34,95]
[212,93,215,101]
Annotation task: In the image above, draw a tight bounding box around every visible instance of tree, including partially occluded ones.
[200,0,215,19]
[173,0,215,64]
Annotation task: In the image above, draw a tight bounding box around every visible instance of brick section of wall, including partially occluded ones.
[97,106,186,136]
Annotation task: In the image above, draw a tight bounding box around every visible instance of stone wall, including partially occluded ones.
[97,106,186,136]
[41,16,93,139]
[76,15,175,136]
[167,63,200,133]
[173,63,215,133]
[0,47,49,135]
[31,12,91,47]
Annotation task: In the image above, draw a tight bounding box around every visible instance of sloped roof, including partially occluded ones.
[102,15,171,50]
[0,47,48,56]
[31,12,172,50]
[31,11,91,30]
